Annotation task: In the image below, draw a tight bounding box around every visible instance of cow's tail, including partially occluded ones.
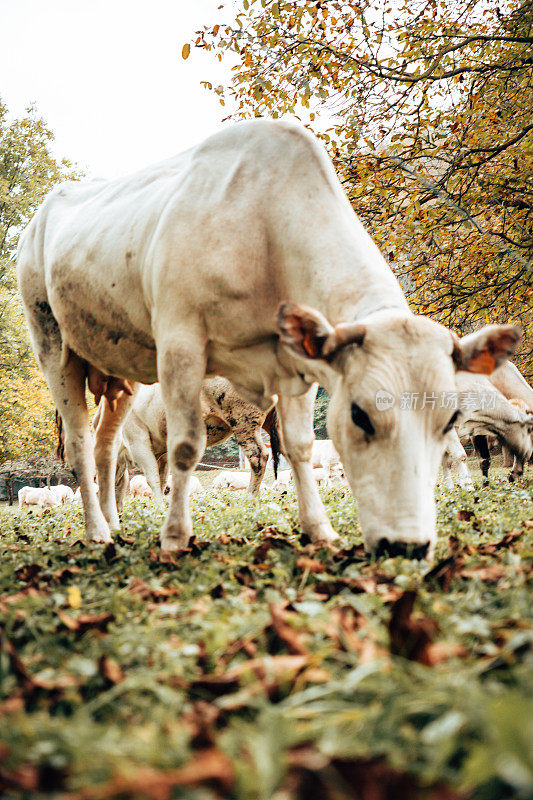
[268,406,281,480]
[55,409,65,463]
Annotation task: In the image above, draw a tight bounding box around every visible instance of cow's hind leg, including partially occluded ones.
[278,387,339,544]
[122,420,166,502]
[23,302,111,542]
[158,339,207,550]
[94,388,139,529]
[234,425,269,496]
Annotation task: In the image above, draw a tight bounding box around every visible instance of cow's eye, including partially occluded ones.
[443,411,460,434]
[351,403,375,437]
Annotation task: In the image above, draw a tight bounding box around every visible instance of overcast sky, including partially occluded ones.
[1,0,235,178]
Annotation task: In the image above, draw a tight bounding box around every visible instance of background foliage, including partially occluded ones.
[192,0,533,378]
[0,100,78,462]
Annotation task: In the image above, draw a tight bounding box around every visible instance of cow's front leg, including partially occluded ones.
[158,341,206,551]
[94,388,139,530]
[278,387,339,545]
[502,444,514,468]
[509,456,523,482]
[472,435,491,483]
[440,450,454,490]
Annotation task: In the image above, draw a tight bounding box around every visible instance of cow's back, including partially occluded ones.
[18,118,406,403]
[490,362,533,410]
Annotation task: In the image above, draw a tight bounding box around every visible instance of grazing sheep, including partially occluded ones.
[18,487,60,508]
[49,484,75,504]
[130,475,152,497]
[165,474,204,497]
[212,471,249,491]
[312,467,331,487]
[271,470,292,490]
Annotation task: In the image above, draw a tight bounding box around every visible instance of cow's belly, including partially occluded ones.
[49,276,157,383]
[206,340,308,408]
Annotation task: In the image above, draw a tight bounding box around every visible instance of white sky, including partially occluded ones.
[1,0,236,178]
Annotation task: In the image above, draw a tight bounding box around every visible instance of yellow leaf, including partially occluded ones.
[68,586,82,609]
[182,43,191,60]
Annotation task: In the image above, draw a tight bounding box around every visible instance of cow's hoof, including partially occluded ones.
[103,513,121,531]
[88,530,113,545]
[160,536,190,552]
[309,523,340,546]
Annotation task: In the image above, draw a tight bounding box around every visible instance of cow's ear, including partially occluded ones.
[277,302,365,360]
[452,324,522,374]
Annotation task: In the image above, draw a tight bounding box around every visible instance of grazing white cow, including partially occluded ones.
[49,484,74,504]
[105,379,280,511]
[311,440,342,477]
[130,475,152,497]
[271,469,292,490]
[488,361,533,480]
[441,430,474,491]
[212,471,250,491]
[454,371,533,482]
[17,118,521,557]
[18,487,60,508]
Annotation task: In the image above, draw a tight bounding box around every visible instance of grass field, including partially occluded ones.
[0,464,531,799]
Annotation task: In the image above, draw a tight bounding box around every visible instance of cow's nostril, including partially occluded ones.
[375,538,429,560]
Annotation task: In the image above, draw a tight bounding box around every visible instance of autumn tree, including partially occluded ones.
[0,100,78,461]
[191,0,533,376]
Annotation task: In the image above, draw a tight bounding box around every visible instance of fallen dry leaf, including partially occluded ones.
[459,564,507,582]
[65,747,234,800]
[57,612,114,634]
[296,556,326,573]
[269,603,309,655]
[99,656,125,685]
[388,590,439,665]
[129,577,181,601]
[424,555,461,592]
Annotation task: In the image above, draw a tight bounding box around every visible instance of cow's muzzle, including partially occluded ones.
[375,538,430,560]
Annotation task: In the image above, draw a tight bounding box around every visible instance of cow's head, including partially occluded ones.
[277,303,521,558]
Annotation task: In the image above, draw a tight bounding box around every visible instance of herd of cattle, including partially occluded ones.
[18,359,532,512]
[16,117,533,558]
